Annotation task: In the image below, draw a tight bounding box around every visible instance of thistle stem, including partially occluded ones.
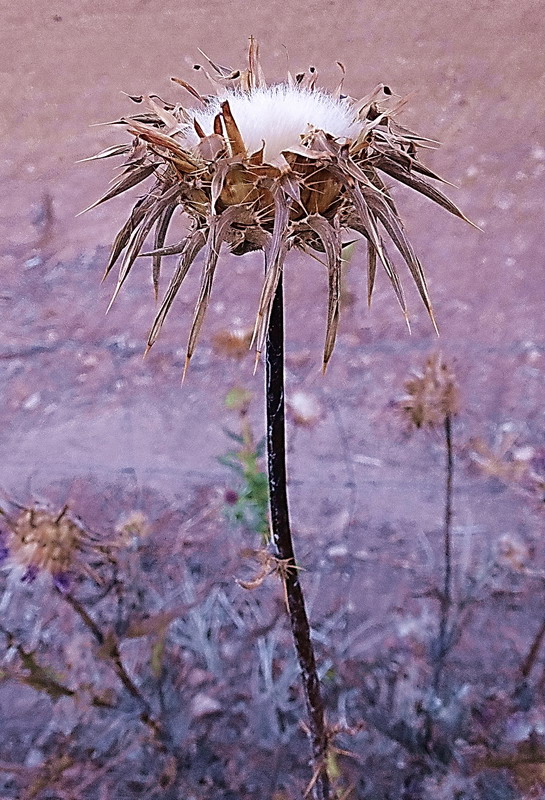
[434,413,454,691]
[265,274,330,800]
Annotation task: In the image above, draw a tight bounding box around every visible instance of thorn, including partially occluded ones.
[466,216,484,232]
[182,355,190,384]
[429,308,440,336]
[253,350,261,375]
[249,319,259,351]
[404,313,412,334]
[143,343,151,359]
[106,286,121,313]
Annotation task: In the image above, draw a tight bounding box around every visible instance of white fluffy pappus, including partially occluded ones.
[184,84,360,161]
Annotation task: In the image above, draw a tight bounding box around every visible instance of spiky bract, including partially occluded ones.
[85,39,471,373]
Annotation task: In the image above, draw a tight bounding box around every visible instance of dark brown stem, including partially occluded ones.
[265,274,330,800]
[434,414,454,691]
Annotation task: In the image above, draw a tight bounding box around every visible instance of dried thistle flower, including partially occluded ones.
[401,351,459,430]
[1,503,107,584]
[83,38,473,375]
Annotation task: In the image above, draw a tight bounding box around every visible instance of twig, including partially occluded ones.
[58,589,166,742]
[265,274,330,800]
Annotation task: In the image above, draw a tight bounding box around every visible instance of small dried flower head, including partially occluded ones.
[1,503,104,584]
[115,510,151,546]
[401,351,459,430]
[83,38,473,374]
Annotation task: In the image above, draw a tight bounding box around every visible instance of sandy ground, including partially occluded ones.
[0,0,544,635]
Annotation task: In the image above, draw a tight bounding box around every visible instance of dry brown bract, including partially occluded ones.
[83,39,473,375]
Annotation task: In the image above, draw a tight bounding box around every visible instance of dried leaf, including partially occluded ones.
[252,184,291,358]
[306,215,342,370]
[103,193,156,281]
[184,206,243,376]
[377,158,478,228]
[221,100,246,156]
[365,189,436,328]
[196,47,234,78]
[152,204,177,299]
[170,75,207,104]
[77,143,131,163]
[107,186,180,310]
[78,163,157,216]
[125,118,199,172]
[367,239,377,306]
[126,609,182,638]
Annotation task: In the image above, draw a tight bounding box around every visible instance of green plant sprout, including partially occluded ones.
[220,387,270,543]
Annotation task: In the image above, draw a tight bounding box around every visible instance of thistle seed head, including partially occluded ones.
[1,503,107,584]
[401,351,459,430]
[84,38,473,373]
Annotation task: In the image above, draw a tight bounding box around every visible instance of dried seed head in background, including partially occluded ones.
[467,433,545,501]
[0,503,108,585]
[115,510,151,546]
[401,351,459,430]
[83,38,473,374]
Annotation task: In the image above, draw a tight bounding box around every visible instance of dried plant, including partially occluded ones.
[467,432,545,503]
[400,352,460,692]
[0,502,109,586]
[83,38,472,375]
[84,40,472,799]
[401,351,459,432]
